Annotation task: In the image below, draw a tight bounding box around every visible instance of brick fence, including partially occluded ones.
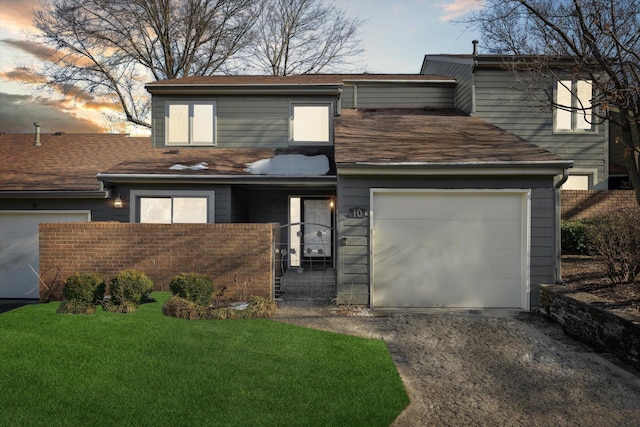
[561,190,637,220]
[39,222,279,302]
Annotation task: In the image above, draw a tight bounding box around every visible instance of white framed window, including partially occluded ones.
[166,101,216,146]
[555,80,594,132]
[130,190,215,223]
[561,169,597,190]
[290,103,332,144]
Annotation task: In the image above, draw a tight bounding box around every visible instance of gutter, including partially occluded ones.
[0,190,110,199]
[97,173,337,187]
[337,160,574,176]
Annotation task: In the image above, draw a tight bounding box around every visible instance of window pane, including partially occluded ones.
[555,81,572,131]
[193,104,215,145]
[293,105,330,142]
[140,198,172,223]
[173,197,207,223]
[167,104,189,144]
[575,80,592,130]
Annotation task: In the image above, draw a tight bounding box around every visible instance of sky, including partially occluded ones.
[0,0,483,134]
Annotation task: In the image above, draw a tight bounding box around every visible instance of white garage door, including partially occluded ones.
[371,190,529,309]
[0,211,90,299]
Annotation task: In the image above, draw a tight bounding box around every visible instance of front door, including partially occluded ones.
[289,197,333,268]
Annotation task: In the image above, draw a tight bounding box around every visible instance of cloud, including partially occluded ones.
[0,92,104,133]
[0,0,41,32]
[1,65,120,111]
[1,38,94,67]
[438,0,484,21]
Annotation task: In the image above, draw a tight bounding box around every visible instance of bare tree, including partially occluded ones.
[465,0,640,200]
[32,0,258,128]
[247,0,367,75]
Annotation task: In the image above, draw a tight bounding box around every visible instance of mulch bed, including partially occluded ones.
[562,255,640,314]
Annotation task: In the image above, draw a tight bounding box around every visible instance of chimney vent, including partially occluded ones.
[33,122,41,147]
[472,40,479,56]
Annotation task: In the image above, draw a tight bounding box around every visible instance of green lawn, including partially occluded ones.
[0,292,408,426]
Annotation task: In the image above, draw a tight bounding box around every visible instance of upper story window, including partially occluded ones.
[166,101,216,146]
[555,80,593,132]
[290,103,332,144]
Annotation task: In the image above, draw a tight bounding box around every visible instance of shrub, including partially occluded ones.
[109,269,154,307]
[62,272,106,303]
[169,273,215,307]
[561,220,590,255]
[162,296,207,320]
[56,300,96,315]
[585,207,640,284]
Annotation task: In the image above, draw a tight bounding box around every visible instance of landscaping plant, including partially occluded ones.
[585,207,640,284]
[169,273,215,306]
[561,219,590,255]
[106,269,154,312]
[57,272,106,315]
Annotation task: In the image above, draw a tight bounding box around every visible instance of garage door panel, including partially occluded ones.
[374,192,522,221]
[372,191,528,309]
[0,211,89,299]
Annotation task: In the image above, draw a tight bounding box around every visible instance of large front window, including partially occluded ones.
[291,103,331,144]
[131,190,215,223]
[166,101,216,145]
[555,80,593,132]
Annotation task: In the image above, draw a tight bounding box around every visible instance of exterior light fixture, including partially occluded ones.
[114,194,124,209]
[329,199,335,209]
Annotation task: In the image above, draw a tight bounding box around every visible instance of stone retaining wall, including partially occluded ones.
[538,284,640,370]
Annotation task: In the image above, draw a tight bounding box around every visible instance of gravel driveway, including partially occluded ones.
[274,304,640,426]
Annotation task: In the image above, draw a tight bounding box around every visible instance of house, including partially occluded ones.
[420,54,609,190]
[0,72,574,309]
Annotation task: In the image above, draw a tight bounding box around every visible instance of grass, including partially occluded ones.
[0,292,408,426]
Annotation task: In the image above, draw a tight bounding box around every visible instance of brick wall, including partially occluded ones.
[39,222,279,302]
[561,190,637,220]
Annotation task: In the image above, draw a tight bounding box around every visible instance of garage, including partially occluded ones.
[0,211,90,299]
[371,189,530,309]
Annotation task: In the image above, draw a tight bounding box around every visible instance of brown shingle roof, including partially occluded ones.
[334,109,566,165]
[0,133,154,191]
[0,133,279,192]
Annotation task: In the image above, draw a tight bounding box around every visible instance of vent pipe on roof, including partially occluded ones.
[33,122,41,147]
[472,40,479,56]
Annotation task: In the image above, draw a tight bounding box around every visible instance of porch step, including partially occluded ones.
[278,268,336,304]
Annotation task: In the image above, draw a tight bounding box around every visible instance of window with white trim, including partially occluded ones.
[555,80,593,132]
[291,103,332,144]
[131,190,215,224]
[166,101,216,145]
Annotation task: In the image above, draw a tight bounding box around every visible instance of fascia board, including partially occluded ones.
[146,85,342,96]
[0,190,110,199]
[96,173,337,187]
[337,162,574,176]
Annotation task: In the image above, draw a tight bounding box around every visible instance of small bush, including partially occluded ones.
[169,273,215,306]
[585,207,640,284]
[109,269,154,307]
[162,296,207,320]
[561,220,590,255]
[162,295,276,320]
[56,300,96,315]
[62,272,106,303]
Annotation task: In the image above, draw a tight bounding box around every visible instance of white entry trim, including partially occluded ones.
[369,188,531,309]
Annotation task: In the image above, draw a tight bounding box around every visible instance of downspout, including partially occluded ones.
[554,169,570,283]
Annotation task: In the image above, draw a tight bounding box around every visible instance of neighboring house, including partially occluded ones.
[0,73,573,310]
[421,54,609,190]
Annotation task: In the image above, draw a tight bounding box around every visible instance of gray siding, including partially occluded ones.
[152,95,335,149]
[421,58,474,113]
[341,83,455,109]
[336,175,557,307]
[473,70,607,186]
